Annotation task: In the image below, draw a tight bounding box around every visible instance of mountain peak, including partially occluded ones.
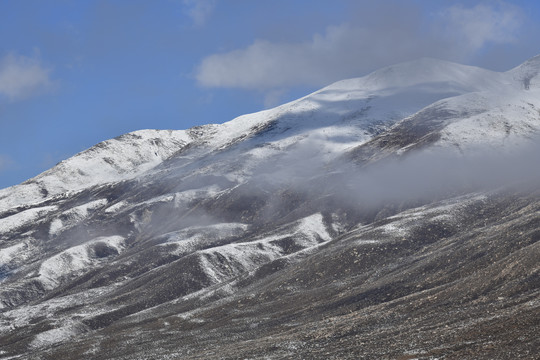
[324,57,506,97]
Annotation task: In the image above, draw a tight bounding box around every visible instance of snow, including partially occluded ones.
[48,218,63,236]
[434,88,540,149]
[0,282,127,347]
[0,238,36,283]
[38,235,125,290]
[0,242,25,263]
[41,130,190,192]
[379,222,409,237]
[194,213,332,282]
[104,200,128,214]
[0,242,28,270]
[158,223,249,256]
[49,198,108,236]
[29,321,84,349]
[295,213,332,242]
[71,198,108,215]
[143,187,221,208]
[252,213,331,245]
[0,129,191,210]
[507,54,540,90]
[0,205,57,234]
[356,193,489,242]
[107,187,222,220]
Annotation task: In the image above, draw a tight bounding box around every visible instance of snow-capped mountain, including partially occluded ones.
[1,56,539,359]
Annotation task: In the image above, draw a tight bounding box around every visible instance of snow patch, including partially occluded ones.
[38,235,125,290]
[193,213,332,282]
[0,206,57,234]
[0,129,191,210]
[158,223,249,256]
[104,201,128,214]
[433,89,540,149]
[0,242,27,266]
[296,213,331,242]
[49,218,63,236]
[49,199,108,236]
[30,321,86,349]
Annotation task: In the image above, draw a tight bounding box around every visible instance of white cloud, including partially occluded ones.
[441,2,522,50]
[0,53,52,101]
[195,1,525,91]
[183,0,216,27]
[196,23,420,90]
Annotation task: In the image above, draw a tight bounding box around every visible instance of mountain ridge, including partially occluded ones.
[1,55,539,359]
[3,55,539,212]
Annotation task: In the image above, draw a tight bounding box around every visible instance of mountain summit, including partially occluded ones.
[1,56,539,359]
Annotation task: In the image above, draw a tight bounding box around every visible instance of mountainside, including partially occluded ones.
[1,56,539,359]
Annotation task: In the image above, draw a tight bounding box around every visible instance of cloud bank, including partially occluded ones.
[250,138,540,217]
[196,1,523,91]
[441,2,522,50]
[0,52,52,101]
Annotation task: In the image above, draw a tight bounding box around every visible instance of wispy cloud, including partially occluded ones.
[441,2,522,50]
[0,52,52,101]
[183,0,217,27]
[196,1,525,92]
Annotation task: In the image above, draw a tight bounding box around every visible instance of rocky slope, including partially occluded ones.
[0,56,539,359]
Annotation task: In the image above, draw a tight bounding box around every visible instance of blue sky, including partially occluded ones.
[1,0,540,189]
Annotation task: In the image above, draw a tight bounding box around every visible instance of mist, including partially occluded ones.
[244,138,540,223]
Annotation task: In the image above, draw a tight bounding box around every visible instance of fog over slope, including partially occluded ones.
[0,56,539,359]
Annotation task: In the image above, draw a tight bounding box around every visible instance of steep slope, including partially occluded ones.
[0,130,192,210]
[41,190,537,360]
[1,56,539,359]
